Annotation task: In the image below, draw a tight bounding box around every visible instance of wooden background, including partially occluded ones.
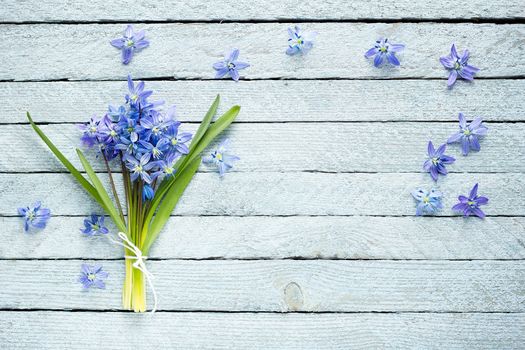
[1,1,524,349]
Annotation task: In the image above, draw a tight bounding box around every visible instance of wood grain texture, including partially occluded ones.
[3,122,523,173]
[1,23,524,81]
[2,172,523,216]
[5,80,525,123]
[2,311,524,350]
[1,260,523,311]
[2,0,523,22]
[2,216,524,260]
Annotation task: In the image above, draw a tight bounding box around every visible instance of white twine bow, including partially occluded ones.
[109,231,158,313]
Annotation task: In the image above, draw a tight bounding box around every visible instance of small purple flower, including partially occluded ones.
[139,139,169,159]
[411,188,443,216]
[126,153,154,183]
[213,49,250,82]
[79,264,109,289]
[142,184,155,201]
[452,183,488,218]
[447,113,488,156]
[151,153,178,180]
[78,115,102,148]
[440,44,479,87]
[202,139,240,177]
[126,75,153,107]
[98,115,120,145]
[286,26,316,55]
[110,25,149,65]
[423,141,456,181]
[365,38,405,67]
[81,214,109,236]
[17,201,51,232]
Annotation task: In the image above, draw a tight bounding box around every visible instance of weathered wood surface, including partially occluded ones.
[1,260,523,311]
[2,216,524,260]
[4,80,525,123]
[2,311,524,350]
[2,173,523,216]
[2,0,523,22]
[1,23,524,81]
[4,122,523,173]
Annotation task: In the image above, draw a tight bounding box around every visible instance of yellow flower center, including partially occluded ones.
[171,138,178,145]
[423,197,430,203]
[216,153,223,161]
[87,273,96,281]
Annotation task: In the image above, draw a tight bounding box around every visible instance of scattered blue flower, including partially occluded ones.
[452,183,488,219]
[447,113,488,156]
[79,264,109,289]
[17,201,51,232]
[286,26,316,55]
[213,49,250,82]
[365,38,405,67]
[411,188,443,216]
[202,139,240,177]
[110,25,149,65]
[81,214,109,236]
[440,44,479,87]
[423,141,456,181]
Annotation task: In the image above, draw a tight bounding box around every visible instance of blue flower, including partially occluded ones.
[98,115,121,145]
[125,75,153,107]
[411,188,443,216]
[81,214,109,236]
[440,44,480,87]
[142,184,155,201]
[447,113,488,156]
[126,153,155,183]
[164,124,192,156]
[79,264,109,289]
[286,26,316,55]
[17,201,51,232]
[78,115,102,148]
[117,116,143,143]
[202,139,240,177]
[110,25,149,65]
[452,183,488,219]
[151,153,178,180]
[108,105,126,121]
[423,141,456,181]
[213,49,250,81]
[139,139,169,160]
[365,38,405,67]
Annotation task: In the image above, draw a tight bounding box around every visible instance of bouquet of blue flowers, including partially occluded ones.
[26,75,239,312]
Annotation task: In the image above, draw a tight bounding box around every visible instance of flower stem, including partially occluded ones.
[103,153,125,222]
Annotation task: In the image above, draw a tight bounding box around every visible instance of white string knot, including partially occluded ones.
[109,231,158,313]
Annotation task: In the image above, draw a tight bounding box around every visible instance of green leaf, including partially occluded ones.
[26,112,100,201]
[142,156,201,253]
[76,149,127,232]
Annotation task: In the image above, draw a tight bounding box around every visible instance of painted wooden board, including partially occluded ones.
[2,0,523,22]
[2,311,524,350]
[4,80,525,124]
[1,23,524,81]
[2,172,523,216]
[4,122,523,173]
[1,260,523,311]
[2,216,524,260]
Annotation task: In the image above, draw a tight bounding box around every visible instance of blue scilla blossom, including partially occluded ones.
[126,153,155,183]
[78,115,102,148]
[203,139,240,177]
[142,184,155,201]
[286,26,317,55]
[98,115,121,145]
[115,136,140,156]
[17,201,51,232]
[81,214,109,236]
[140,113,175,140]
[213,49,250,82]
[151,153,178,180]
[365,38,405,67]
[79,264,109,289]
[423,141,455,181]
[139,138,169,160]
[440,44,479,87]
[411,188,443,216]
[126,75,153,107]
[118,116,143,143]
[164,124,192,156]
[110,25,149,65]
[452,183,488,219]
[447,113,488,156]
[108,105,127,121]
